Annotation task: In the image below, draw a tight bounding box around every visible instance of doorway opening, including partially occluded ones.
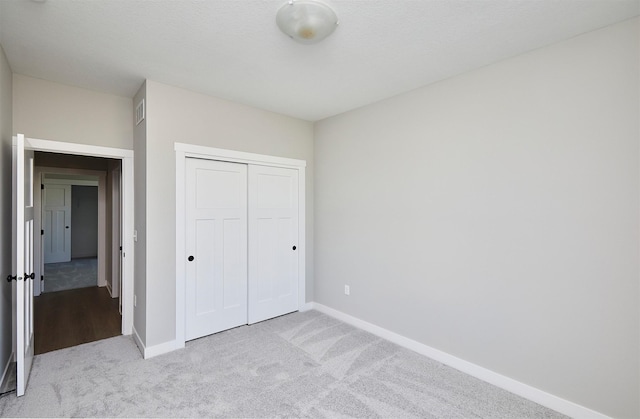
[33,152,123,354]
[42,176,99,293]
[10,135,133,396]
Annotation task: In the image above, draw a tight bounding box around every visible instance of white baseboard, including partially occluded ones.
[132,327,184,359]
[0,351,14,391]
[299,302,314,312]
[144,339,184,359]
[310,302,609,419]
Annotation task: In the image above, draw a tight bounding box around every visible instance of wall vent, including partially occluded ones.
[135,99,145,125]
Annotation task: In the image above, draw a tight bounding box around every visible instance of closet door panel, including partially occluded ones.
[256,218,276,302]
[248,165,299,324]
[222,218,244,309]
[194,219,216,316]
[186,158,248,341]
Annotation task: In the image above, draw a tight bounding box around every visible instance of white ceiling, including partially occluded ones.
[0,0,638,121]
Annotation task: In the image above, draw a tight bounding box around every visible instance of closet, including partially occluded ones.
[183,157,300,341]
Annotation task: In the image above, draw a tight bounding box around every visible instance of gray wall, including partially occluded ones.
[314,18,639,419]
[0,44,13,384]
[142,80,314,347]
[13,74,133,149]
[105,160,121,297]
[133,82,147,343]
[70,186,98,259]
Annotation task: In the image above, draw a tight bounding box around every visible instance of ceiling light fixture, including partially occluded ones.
[276,0,338,45]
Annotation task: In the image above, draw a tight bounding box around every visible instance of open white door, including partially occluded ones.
[12,134,35,396]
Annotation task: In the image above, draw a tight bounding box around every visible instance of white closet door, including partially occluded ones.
[43,184,72,264]
[185,158,248,341]
[248,165,299,324]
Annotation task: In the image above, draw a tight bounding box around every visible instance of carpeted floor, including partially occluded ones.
[43,258,97,293]
[0,310,566,418]
[0,362,15,396]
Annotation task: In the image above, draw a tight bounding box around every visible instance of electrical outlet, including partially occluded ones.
[344,285,350,296]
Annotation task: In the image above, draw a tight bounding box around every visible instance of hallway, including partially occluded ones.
[43,258,98,293]
[34,286,121,355]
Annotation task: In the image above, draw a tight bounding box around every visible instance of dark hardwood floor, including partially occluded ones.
[34,286,121,355]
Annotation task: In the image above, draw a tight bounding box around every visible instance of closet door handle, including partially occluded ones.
[188,256,194,262]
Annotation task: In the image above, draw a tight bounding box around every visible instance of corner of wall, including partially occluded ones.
[311,303,612,419]
[132,80,147,346]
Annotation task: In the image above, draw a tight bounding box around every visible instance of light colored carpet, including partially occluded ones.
[0,310,566,418]
[0,362,15,395]
[43,258,97,293]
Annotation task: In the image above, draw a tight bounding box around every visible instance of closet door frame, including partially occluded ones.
[175,143,306,347]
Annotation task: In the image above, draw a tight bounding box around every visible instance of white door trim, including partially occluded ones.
[24,137,134,336]
[174,143,306,168]
[175,142,306,347]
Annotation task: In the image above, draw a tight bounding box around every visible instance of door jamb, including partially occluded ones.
[25,138,134,335]
[174,142,306,347]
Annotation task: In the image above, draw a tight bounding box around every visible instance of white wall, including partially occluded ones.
[142,80,314,347]
[314,18,639,419]
[0,43,13,385]
[13,74,132,149]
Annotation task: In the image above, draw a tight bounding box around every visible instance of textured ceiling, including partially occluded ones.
[0,0,638,121]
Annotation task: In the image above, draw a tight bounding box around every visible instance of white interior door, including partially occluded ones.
[248,165,299,324]
[42,184,71,264]
[12,134,35,397]
[185,158,248,341]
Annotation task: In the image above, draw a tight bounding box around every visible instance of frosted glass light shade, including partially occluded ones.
[276,0,338,44]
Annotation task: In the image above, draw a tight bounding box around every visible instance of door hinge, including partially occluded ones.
[41,229,44,235]
[40,275,43,282]
[41,184,44,190]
